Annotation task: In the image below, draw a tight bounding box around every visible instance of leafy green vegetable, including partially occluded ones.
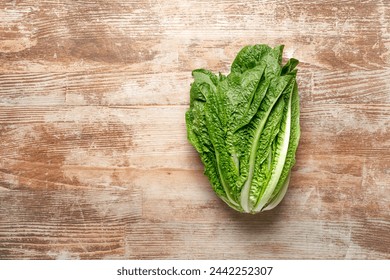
[186,44,300,213]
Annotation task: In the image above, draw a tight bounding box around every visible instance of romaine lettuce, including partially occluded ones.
[186,44,300,213]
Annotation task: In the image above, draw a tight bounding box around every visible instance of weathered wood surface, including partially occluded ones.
[0,0,389,259]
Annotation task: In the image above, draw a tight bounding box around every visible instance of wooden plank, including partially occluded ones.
[125,220,389,259]
[2,68,389,106]
[0,1,389,73]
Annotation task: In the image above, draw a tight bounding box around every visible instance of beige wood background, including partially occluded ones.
[0,0,389,259]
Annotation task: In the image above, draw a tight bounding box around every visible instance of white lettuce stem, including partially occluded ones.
[263,172,291,211]
[254,82,293,212]
[215,151,240,207]
[240,86,284,213]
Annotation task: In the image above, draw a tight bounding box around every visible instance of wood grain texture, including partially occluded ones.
[0,0,389,259]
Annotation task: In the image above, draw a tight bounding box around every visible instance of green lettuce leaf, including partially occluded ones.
[186,44,300,213]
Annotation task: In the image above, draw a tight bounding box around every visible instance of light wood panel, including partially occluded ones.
[1,0,389,259]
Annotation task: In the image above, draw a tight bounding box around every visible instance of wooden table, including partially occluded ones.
[1,0,389,259]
